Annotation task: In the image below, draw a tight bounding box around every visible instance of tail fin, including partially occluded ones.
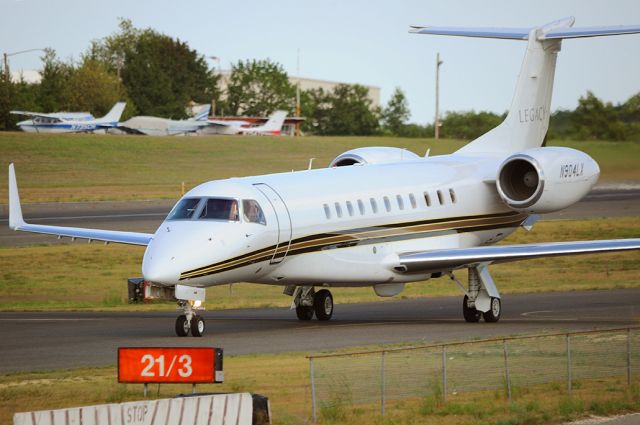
[411,18,640,154]
[260,110,287,132]
[192,104,211,121]
[98,102,126,124]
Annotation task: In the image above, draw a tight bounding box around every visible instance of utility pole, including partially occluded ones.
[435,52,444,140]
[295,48,301,137]
[3,52,8,81]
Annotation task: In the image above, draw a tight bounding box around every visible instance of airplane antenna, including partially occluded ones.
[435,52,444,140]
[425,148,431,157]
[308,158,315,170]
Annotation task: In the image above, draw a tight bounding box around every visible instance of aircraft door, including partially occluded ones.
[253,183,292,264]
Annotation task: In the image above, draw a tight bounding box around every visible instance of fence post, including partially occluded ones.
[566,334,572,395]
[310,357,317,423]
[442,345,447,402]
[381,351,386,416]
[503,339,512,402]
[628,328,632,387]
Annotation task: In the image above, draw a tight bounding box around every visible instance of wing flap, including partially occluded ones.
[399,239,640,273]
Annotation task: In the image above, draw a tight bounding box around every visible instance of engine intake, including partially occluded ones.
[329,147,420,167]
[496,147,599,214]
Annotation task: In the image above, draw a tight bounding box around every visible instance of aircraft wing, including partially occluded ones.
[8,164,153,246]
[207,119,250,128]
[398,239,640,273]
[10,110,63,122]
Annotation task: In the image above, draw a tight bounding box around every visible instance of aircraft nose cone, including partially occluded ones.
[142,245,181,285]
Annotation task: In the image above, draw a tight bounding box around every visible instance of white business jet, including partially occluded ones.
[8,17,640,337]
[205,110,287,135]
[11,102,126,133]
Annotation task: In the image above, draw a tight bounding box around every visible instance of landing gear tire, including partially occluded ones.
[314,289,333,321]
[296,305,314,320]
[462,295,481,323]
[175,315,190,337]
[191,315,205,337]
[483,297,501,323]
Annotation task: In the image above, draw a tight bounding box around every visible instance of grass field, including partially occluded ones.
[0,132,639,203]
[0,217,638,311]
[2,351,640,425]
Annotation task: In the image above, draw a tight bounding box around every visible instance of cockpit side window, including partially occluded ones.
[242,199,267,225]
[167,198,201,220]
[200,198,239,221]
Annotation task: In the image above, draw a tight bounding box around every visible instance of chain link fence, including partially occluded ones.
[308,327,640,422]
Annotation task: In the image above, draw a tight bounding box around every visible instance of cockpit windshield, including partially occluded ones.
[199,198,239,221]
[166,198,200,220]
[166,197,240,221]
[166,197,265,223]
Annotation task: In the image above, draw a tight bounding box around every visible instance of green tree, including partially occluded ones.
[225,59,294,116]
[382,87,410,135]
[573,91,625,141]
[440,110,503,140]
[0,69,12,130]
[67,59,128,117]
[37,48,74,112]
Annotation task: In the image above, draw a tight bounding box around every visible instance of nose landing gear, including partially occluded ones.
[175,300,206,337]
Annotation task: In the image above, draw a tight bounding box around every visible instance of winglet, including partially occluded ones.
[8,163,26,230]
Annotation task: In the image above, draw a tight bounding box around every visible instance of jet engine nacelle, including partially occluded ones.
[329,147,420,167]
[496,147,600,214]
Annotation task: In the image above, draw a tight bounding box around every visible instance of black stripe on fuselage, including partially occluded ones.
[179,211,527,281]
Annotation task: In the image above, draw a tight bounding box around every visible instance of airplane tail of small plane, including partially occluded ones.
[97,102,127,125]
[411,18,640,155]
[258,110,287,134]
[191,104,211,121]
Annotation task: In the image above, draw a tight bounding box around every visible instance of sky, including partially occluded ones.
[1,0,639,123]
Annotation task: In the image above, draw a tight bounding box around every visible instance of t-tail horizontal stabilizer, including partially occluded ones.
[8,164,153,246]
[410,17,640,155]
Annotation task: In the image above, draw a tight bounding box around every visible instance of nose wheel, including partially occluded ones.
[175,301,205,337]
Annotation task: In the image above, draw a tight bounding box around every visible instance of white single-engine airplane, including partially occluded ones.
[11,102,126,133]
[205,110,287,135]
[8,18,640,337]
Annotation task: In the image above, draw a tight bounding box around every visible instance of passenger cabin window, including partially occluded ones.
[167,198,201,220]
[335,202,343,218]
[242,199,266,225]
[357,199,365,215]
[346,201,354,216]
[383,196,391,212]
[424,192,432,207]
[200,198,239,221]
[323,204,331,219]
[449,189,457,204]
[396,195,404,210]
[437,190,444,205]
[370,198,378,214]
[409,193,417,209]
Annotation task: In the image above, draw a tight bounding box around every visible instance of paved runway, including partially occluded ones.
[0,189,638,247]
[0,289,638,373]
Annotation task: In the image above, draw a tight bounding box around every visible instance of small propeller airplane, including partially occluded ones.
[11,102,126,133]
[7,17,640,337]
[205,110,288,135]
[116,104,211,136]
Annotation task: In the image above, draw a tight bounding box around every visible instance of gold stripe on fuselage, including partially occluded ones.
[179,211,527,280]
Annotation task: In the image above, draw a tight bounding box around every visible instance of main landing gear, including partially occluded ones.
[449,264,502,323]
[175,300,206,337]
[288,286,334,321]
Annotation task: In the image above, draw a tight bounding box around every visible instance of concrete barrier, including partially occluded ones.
[14,392,268,425]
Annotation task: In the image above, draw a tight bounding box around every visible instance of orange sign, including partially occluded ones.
[118,347,222,383]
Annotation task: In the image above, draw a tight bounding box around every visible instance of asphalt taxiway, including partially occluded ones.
[0,289,638,373]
